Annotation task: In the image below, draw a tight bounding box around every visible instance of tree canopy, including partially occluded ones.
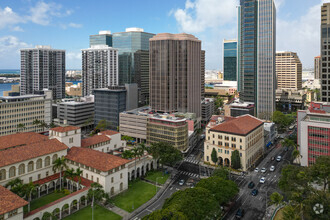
[231,150,241,169]
[211,148,218,164]
[149,142,183,166]
[272,111,295,132]
[143,208,188,220]
[212,167,230,180]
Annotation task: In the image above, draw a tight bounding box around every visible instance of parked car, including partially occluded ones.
[248,181,255,189]
[254,168,259,172]
[179,179,185,186]
[271,157,275,161]
[276,156,282,162]
[251,189,258,196]
[235,208,245,219]
[270,165,275,172]
[261,168,267,173]
[260,177,266,184]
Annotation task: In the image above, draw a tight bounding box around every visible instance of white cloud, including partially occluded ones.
[277,1,321,68]
[60,22,83,29]
[66,51,82,69]
[29,1,66,26]
[0,6,25,29]
[67,52,82,60]
[172,0,239,33]
[11,26,24,32]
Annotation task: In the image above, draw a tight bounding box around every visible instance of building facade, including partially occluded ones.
[276,89,306,112]
[149,33,202,119]
[89,30,112,47]
[147,115,188,152]
[276,51,302,90]
[94,87,126,130]
[112,28,155,104]
[314,56,321,80]
[57,100,94,127]
[65,82,82,97]
[201,98,215,126]
[204,115,264,171]
[223,40,237,81]
[321,3,330,102]
[81,45,118,96]
[297,102,330,167]
[224,100,255,117]
[201,50,206,98]
[238,0,276,119]
[0,91,52,137]
[20,45,65,100]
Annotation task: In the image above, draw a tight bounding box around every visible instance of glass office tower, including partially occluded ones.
[223,40,237,81]
[89,31,112,47]
[238,0,276,119]
[112,28,155,105]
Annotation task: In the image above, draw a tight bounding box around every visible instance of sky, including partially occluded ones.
[0,0,329,70]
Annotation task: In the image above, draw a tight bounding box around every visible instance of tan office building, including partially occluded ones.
[149,33,202,119]
[204,115,264,171]
[0,91,52,137]
[147,115,188,151]
[314,56,321,80]
[276,51,302,90]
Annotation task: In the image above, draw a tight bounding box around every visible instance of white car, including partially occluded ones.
[179,179,185,186]
[276,156,282,162]
[260,177,266,184]
[261,168,266,173]
[254,168,259,172]
[270,166,275,172]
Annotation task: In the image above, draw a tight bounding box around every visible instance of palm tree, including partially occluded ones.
[139,143,149,176]
[122,150,134,159]
[17,123,25,133]
[281,138,295,150]
[87,183,105,220]
[64,168,75,191]
[5,178,24,196]
[33,119,41,126]
[132,146,143,179]
[22,182,39,212]
[52,157,68,191]
[292,148,302,164]
[75,168,83,188]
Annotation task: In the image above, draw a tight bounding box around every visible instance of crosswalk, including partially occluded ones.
[179,170,200,178]
[183,158,200,165]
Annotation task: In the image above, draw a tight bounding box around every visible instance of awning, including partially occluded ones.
[266,142,272,147]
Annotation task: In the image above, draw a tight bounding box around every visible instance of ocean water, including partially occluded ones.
[0,69,20,74]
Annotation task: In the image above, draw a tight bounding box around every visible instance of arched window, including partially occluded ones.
[18,164,25,175]
[9,166,16,178]
[28,161,34,172]
[111,187,114,195]
[52,154,58,164]
[120,183,123,191]
[44,156,50,167]
[0,169,6,180]
[36,159,42,169]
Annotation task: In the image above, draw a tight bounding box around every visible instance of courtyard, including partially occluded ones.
[144,170,169,185]
[64,205,122,220]
[24,191,67,213]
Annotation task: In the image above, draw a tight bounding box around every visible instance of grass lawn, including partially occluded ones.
[144,170,169,184]
[64,205,122,220]
[112,180,159,212]
[24,192,67,213]
[274,208,284,220]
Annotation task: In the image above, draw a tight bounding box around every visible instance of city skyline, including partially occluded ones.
[0,0,328,70]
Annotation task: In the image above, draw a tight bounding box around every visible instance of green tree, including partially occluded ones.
[95,119,109,131]
[52,157,68,190]
[211,148,218,164]
[281,138,295,150]
[17,123,25,133]
[310,156,330,191]
[75,168,83,187]
[291,148,302,164]
[64,168,75,191]
[150,142,183,167]
[132,146,143,178]
[212,167,230,180]
[163,187,221,220]
[5,178,24,196]
[22,182,39,212]
[143,208,188,220]
[196,176,239,205]
[282,205,301,220]
[269,192,284,206]
[231,150,241,169]
[122,150,134,159]
[87,182,105,220]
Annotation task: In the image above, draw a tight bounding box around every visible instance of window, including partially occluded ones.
[28,161,34,172]
[9,166,16,178]
[240,145,242,150]
[240,139,242,143]
[8,209,17,217]
[0,214,4,220]
[97,178,99,183]
[111,177,114,183]
[69,137,73,144]
[120,173,123,179]
[45,156,50,166]
[86,174,88,179]
[52,154,58,163]
[29,177,32,182]
[206,145,209,150]
[18,164,25,175]
[36,159,42,169]
[91,176,94,181]
[206,156,209,161]
[46,171,49,177]
[38,174,41,180]
[120,182,123,191]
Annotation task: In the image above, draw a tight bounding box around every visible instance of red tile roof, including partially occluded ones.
[66,147,129,172]
[210,115,263,136]
[0,139,68,167]
[99,130,119,136]
[50,126,80,133]
[81,135,111,148]
[33,173,93,187]
[0,132,48,151]
[0,185,28,215]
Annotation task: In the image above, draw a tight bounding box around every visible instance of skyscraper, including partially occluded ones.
[238,0,276,119]
[89,30,112,47]
[321,3,330,102]
[20,45,65,99]
[201,50,206,98]
[314,56,321,80]
[81,45,118,96]
[112,28,155,104]
[223,39,237,81]
[276,51,302,90]
[149,33,202,119]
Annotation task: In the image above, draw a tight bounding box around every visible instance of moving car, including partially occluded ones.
[270,165,275,172]
[260,177,266,184]
[261,168,267,173]
[254,168,259,172]
[179,179,185,186]
[235,208,245,219]
[276,156,282,162]
[271,157,275,161]
[251,189,258,196]
[248,181,255,189]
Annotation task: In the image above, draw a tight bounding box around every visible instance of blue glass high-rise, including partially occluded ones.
[223,40,237,81]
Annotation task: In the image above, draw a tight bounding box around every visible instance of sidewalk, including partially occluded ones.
[109,206,130,220]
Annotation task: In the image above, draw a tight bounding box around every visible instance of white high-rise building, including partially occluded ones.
[20,45,66,100]
[82,45,118,96]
